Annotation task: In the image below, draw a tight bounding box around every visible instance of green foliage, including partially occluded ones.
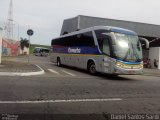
[20,38,29,51]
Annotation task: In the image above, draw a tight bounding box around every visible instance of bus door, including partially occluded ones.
[101,36,112,73]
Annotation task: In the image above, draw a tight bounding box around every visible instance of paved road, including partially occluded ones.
[0,55,160,120]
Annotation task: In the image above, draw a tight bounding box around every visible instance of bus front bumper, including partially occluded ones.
[114,66,143,75]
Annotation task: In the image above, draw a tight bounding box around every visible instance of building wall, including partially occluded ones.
[19,46,29,55]
[149,47,160,69]
[2,38,20,56]
[61,15,160,37]
[60,17,78,35]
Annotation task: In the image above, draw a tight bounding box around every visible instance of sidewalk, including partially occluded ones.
[143,68,160,77]
[0,60,44,76]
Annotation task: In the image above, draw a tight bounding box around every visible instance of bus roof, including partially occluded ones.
[52,26,137,40]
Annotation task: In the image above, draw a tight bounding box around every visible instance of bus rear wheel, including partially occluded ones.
[88,62,97,75]
[57,58,61,67]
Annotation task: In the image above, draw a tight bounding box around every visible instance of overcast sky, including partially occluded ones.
[0,0,160,45]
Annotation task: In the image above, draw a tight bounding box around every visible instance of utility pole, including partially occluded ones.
[0,27,3,64]
[27,29,34,64]
[12,20,20,40]
[4,0,14,39]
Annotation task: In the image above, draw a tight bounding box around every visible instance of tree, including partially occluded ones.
[20,38,29,54]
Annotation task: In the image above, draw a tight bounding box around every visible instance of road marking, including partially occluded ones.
[62,70,76,76]
[0,98,122,104]
[48,69,60,74]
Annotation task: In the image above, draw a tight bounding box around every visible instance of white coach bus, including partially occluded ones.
[50,26,149,75]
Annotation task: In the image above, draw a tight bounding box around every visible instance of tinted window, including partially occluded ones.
[102,38,110,55]
[95,30,109,50]
[34,48,40,53]
[64,36,74,46]
[51,39,58,46]
[95,30,111,55]
[51,31,95,47]
[79,32,95,46]
[41,49,50,53]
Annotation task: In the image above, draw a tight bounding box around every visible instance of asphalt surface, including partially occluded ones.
[0,55,160,120]
[0,60,41,72]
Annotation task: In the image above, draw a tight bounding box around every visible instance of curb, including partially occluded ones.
[0,64,45,76]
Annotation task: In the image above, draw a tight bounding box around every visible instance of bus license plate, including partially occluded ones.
[128,71,135,74]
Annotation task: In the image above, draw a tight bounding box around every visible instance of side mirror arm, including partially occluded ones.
[139,37,149,49]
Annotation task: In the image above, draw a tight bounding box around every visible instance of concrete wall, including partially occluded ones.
[61,15,160,37]
[19,46,29,55]
[60,17,78,35]
[149,47,160,69]
[2,38,20,56]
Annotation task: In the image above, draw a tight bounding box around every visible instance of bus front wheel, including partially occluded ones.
[88,62,97,75]
[57,58,61,67]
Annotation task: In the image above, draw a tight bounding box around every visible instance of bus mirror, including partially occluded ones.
[139,37,149,49]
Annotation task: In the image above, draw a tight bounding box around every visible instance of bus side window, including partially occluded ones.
[81,32,95,47]
[95,30,111,55]
[98,39,103,51]
[95,30,104,51]
[103,37,110,56]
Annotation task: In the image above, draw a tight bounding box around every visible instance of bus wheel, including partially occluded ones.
[88,62,97,75]
[57,58,61,67]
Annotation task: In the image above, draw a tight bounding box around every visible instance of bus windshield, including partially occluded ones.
[113,33,142,62]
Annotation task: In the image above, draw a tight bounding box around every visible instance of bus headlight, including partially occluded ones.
[116,62,143,69]
[116,62,123,67]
